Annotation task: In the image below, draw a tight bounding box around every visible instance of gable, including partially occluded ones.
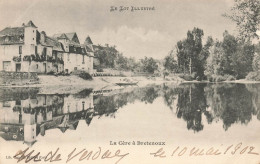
[71,33,80,44]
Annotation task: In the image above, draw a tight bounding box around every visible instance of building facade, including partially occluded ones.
[0,21,94,74]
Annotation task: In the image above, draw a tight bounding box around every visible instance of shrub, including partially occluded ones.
[208,74,236,82]
[72,70,93,80]
[246,71,260,81]
[47,71,55,75]
[178,74,193,81]
[225,75,236,81]
[215,75,225,82]
[208,76,213,82]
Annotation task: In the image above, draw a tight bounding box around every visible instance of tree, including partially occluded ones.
[163,54,178,73]
[94,45,119,68]
[140,57,158,74]
[231,42,255,78]
[224,0,260,41]
[205,40,226,76]
[175,27,205,78]
[222,31,238,75]
[253,43,260,71]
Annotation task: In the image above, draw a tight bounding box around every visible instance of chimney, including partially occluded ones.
[41,31,46,43]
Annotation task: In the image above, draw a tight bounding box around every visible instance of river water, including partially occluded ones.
[0,83,260,164]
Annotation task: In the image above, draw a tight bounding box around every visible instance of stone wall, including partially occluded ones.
[0,71,39,85]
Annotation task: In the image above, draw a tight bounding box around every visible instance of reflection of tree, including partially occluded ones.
[206,84,255,130]
[175,83,212,132]
[140,87,159,104]
[94,95,119,118]
[162,84,178,110]
[246,84,260,120]
[93,85,161,117]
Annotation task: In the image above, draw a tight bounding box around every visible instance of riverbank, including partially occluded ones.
[0,75,182,94]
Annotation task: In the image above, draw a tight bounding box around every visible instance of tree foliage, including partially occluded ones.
[163,54,178,73]
[205,31,255,79]
[140,57,158,74]
[223,0,260,41]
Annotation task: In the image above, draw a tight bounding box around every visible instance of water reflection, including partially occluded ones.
[0,83,260,146]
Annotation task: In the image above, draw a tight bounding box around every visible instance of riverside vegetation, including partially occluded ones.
[90,0,260,82]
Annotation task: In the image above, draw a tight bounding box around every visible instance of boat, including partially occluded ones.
[115,78,139,86]
[115,82,138,86]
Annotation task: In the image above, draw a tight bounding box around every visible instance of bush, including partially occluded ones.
[246,71,260,81]
[215,75,225,82]
[208,74,236,82]
[72,70,93,80]
[46,71,55,75]
[225,75,236,81]
[178,74,193,81]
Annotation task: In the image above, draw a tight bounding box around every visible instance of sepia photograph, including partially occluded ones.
[0,0,259,163]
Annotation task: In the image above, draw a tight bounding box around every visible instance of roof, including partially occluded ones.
[0,35,24,45]
[81,44,94,53]
[0,27,24,36]
[65,32,76,41]
[84,36,93,45]
[85,45,93,52]
[53,32,81,46]
[53,33,69,40]
[0,27,24,45]
[24,20,37,28]
[92,45,104,51]
[58,127,68,133]
[38,31,64,51]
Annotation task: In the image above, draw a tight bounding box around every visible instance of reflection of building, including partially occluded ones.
[0,90,95,146]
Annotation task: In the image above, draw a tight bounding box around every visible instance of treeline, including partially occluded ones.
[164,0,260,81]
[164,29,260,81]
[94,45,159,74]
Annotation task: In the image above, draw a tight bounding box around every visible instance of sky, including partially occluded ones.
[0,0,237,59]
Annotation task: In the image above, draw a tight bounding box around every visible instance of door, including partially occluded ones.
[3,61,11,71]
[16,63,21,72]
[43,63,47,73]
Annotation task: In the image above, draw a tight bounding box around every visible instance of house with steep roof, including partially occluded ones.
[53,33,93,73]
[0,21,94,74]
[0,21,65,73]
[82,36,94,74]
[0,21,38,72]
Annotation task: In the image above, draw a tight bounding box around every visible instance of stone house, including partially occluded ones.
[53,33,94,74]
[0,21,94,74]
[0,21,38,72]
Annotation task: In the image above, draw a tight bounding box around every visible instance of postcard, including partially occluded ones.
[0,0,260,163]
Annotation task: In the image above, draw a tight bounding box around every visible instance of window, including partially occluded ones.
[33,38,34,40]
[3,101,11,107]
[19,46,22,54]
[82,55,85,64]
[82,101,85,110]
[74,67,77,70]
[35,46,38,54]
[36,64,38,69]
[33,30,34,33]
[3,61,11,71]
[16,100,21,105]
[43,47,47,56]
[43,95,46,105]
